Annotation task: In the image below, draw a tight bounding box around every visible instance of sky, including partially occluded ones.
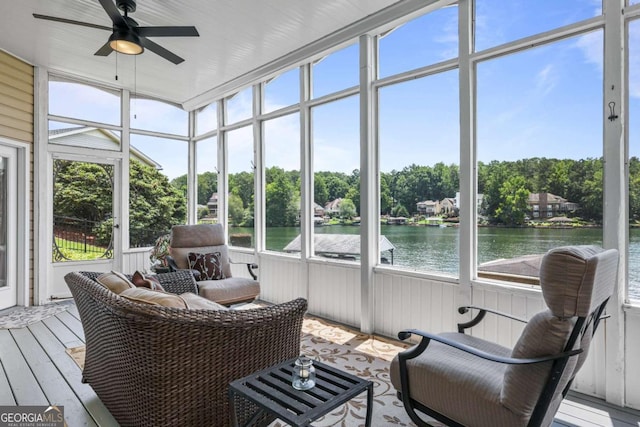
[47,0,640,181]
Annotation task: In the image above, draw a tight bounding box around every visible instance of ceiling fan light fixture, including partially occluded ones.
[109,30,143,55]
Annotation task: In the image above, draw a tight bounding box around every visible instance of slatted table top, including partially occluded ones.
[229,357,373,427]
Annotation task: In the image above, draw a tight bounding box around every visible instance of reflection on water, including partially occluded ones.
[230,225,639,300]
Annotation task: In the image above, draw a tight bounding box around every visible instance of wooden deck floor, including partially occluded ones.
[0,304,638,426]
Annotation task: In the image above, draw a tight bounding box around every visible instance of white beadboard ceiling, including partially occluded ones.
[0,0,405,108]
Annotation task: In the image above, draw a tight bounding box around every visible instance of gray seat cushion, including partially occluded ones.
[390,332,526,427]
[198,277,260,305]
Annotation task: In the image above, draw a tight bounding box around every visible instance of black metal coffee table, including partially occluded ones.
[228,357,373,426]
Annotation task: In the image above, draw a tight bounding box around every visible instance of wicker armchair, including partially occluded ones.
[65,271,307,427]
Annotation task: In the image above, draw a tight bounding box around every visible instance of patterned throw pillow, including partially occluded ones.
[187,252,226,281]
[131,270,165,291]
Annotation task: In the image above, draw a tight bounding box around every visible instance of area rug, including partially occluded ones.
[65,315,440,426]
[0,300,74,329]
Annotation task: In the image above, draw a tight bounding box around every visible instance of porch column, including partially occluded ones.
[360,34,377,334]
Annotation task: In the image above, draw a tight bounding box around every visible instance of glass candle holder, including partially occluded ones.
[292,355,316,390]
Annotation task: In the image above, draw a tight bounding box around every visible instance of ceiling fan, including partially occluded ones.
[33,0,199,64]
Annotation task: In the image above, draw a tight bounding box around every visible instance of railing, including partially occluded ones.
[53,215,112,261]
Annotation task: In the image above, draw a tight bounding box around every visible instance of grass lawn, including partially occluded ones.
[54,237,111,261]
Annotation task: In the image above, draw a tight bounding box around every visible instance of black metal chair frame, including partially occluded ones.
[396,301,610,427]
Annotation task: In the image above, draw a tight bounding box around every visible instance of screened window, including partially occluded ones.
[196,103,218,136]
[130,97,188,136]
[628,18,640,301]
[264,113,301,253]
[49,78,120,125]
[129,134,187,247]
[264,68,300,113]
[197,136,218,224]
[476,31,603,285]
[312,95,360,261]
[227,126,255,248]
[312,44,359,99]
[226,87,253,124]
[379,6,458,78]
[474,0,601,52]
[378,71,459,274]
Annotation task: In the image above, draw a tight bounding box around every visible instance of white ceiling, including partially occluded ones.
[0,0,403,108]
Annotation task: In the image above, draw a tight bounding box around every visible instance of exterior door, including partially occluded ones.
[0,145,17,310]
[49,155,121,299]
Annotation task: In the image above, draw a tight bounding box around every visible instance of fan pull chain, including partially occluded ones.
[115,51,118,81]
[133,55,137,119]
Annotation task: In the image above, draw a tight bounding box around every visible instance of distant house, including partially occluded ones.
[207,193,219,216]
[527,192,579,219]
[439,197,457,215]
[455,192,485,214]
[49,126,162,169]
[324,198,342,216]
[416,200,440,217]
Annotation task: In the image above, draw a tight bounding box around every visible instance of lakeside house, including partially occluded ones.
[324,198,342,216]
[416,199,440,217]
[528,192,579,219]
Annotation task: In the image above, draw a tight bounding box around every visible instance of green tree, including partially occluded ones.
[228,193,245,226]
[494,175,530,225]
[391,204,409,218]
[314,174,329,206]
[339,198,357,219]
[266,172,298,226]
[53,160,113,223]
[197,172,218,205]
[128,160,186,245]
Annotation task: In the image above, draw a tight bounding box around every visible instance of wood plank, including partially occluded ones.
[0,329,48,405]
[10,328,97,427]
[28,322,119,427]
[55,311,85,341]
[562,392,640,425]
[67,305,81,320]
[42,316,83,348]
[0,359,16,405]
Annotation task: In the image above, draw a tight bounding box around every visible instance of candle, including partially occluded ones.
[300,368,309,380]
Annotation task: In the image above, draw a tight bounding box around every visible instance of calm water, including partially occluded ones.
[229,225,640,299]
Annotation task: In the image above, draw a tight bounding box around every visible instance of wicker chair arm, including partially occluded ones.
[165,255,201,281]
[397,329,582,365]
[457,305,528,333]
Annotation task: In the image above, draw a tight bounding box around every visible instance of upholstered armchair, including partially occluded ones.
[390,245,619,427]
[168,223,260,305]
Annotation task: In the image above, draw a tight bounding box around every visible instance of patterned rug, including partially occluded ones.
[0,300,74,329]
[65,314,444,426]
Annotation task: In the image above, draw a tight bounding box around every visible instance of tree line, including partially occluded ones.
[54,157,640,247]
[172,156,640,227]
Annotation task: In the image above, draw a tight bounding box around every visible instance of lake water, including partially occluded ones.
[230,225,640,300]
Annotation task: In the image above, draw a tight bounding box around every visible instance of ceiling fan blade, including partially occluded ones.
[94,42,113,56]
[98,0,128,27]
[136,26,199,37]
[33,14,112,31]
[139,38,184,64]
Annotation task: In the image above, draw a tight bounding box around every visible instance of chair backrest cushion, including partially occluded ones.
[539,245,618,318]
[169,224,233,278]
[501,310,578,416]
